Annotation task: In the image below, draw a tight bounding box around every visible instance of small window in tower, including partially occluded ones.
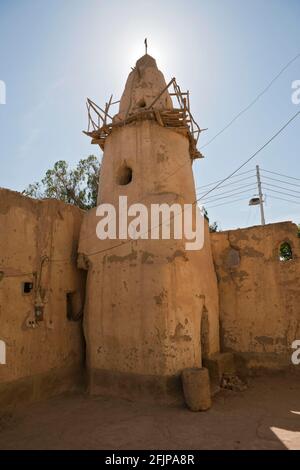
[279,242,293,262]
[137,98,146,108]
[22,282,33,294]
[117,165,133,186]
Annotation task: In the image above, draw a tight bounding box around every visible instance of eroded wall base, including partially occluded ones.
[0,365,85,411]
[88,368,184,405]
[234,352,297,378]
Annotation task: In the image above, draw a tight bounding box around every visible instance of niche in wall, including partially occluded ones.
[22,282,33,295]
[117,164,133,186]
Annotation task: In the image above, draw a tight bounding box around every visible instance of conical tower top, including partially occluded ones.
[116,53,173,121]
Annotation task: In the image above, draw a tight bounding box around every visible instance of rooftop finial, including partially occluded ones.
[144,38,148,55]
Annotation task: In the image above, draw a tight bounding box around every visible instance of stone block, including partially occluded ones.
[181,367,211,411]
[203,352,235,386]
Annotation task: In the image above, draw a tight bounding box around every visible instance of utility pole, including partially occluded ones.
[256,164,265,225]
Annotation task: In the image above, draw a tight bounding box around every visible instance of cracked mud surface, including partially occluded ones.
[0,375,300,450]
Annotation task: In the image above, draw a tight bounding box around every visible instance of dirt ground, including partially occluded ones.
[0,375,300,450]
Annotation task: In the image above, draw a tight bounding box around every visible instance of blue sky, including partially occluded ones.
[0,0,299,230]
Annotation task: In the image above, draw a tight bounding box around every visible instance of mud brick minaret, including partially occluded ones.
[78,53,220,402]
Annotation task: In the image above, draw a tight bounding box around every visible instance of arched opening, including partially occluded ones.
[279,241,293,261]
[117,165,132,186]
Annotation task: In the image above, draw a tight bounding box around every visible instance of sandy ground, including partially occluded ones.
[0,375,300,450]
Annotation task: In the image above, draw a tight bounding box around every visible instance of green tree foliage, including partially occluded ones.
[202,208,219,232]
[209,221,219,233]
[23,155,100,210]
[279,242,293,261]
[279,225,300,260]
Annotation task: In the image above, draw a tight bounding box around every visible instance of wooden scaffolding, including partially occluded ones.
[83,78,206,161]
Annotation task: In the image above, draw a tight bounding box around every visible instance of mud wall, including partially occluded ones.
[0,189,86,408]
[211,222,300,369]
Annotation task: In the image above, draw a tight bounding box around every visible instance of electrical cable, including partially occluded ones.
[266,194,300,205]
[204,196,253,209]
[199,51,300,150]
[195,169,255,190]
[261,168,300,182]
[262,182,300,194]
[262,187,300,199]
[201,185,257,203]
[196,174,256,192]
[261,175,300,187]
[197,110,300,202]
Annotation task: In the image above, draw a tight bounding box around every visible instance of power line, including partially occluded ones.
[261,175,300,188]
[197,110,300,202]
[200,51,300,150]
[206,190,300,211]
[196,174,256,192]
[203,187,257,204]
[205,196,253,209]
[206,189,300,215]
[261,168,300,182]
[263,187,300,199]
[202,184,257,202]
[205,193,300,212]
[196,173,256,192]
[266,194,300,205]
[195,169,255,190]
[262,182,300,194]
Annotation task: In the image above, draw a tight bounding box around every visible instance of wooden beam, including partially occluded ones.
[147,78,175,109]
[154,110,164,127]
